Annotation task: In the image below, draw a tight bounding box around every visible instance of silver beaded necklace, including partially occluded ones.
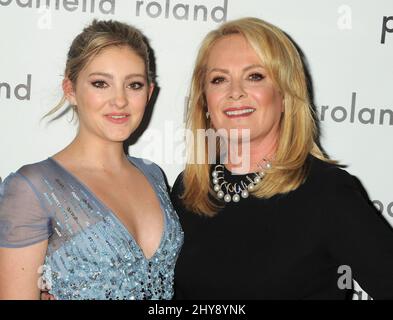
[211,160,272,203]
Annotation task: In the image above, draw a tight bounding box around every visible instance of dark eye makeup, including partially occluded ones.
[91,80,108,88]
[210,76,226,85]
[248,72,265,81]
[90,80,145,90]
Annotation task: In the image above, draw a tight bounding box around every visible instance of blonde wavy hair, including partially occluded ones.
[45,19,152,118]
[181,17,331,216]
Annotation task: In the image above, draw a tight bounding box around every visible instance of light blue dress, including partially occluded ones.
[0,156,184,300]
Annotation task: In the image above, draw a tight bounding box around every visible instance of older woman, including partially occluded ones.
[172,17,393,299]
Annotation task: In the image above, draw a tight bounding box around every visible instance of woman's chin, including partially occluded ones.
[105,132,134,143]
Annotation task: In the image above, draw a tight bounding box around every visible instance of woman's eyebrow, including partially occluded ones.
[207,68,229,74]
[243,64,264,71]
[88,72,146,79]
[207,64,264,74]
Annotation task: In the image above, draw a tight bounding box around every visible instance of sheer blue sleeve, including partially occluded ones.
[0,172,51,248]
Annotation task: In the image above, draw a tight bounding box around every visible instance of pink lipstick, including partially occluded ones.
[104,113,130,124]
[223,107,256,118]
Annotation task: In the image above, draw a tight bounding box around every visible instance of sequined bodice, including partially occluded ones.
[14,157,183,300]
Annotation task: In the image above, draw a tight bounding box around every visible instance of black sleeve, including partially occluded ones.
[170,172,186,300]
[170,172,184,209]
[322,168,393,299]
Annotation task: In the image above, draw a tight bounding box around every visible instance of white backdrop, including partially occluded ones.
[0,0,392,300]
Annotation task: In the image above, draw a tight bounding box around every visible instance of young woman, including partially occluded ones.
[172,17,393,299]
[0,20,183,300]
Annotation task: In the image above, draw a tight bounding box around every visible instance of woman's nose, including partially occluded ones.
[112,89,128,108]
[228,81,247,100]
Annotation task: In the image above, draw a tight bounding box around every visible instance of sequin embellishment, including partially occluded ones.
[35,157,183,300]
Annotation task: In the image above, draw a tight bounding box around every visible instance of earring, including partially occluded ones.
[206,111,210,119]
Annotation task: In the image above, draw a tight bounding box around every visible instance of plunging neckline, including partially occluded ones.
[48,156,167,262]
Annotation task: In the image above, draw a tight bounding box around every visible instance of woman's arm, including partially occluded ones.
[0,240,47,300]
[322,168,393,299]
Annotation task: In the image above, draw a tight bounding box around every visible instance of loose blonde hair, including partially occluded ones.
[181,17,331,216]
[45,19,152,118]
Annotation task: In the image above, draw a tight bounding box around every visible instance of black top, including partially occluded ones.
[171,156,393,299]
